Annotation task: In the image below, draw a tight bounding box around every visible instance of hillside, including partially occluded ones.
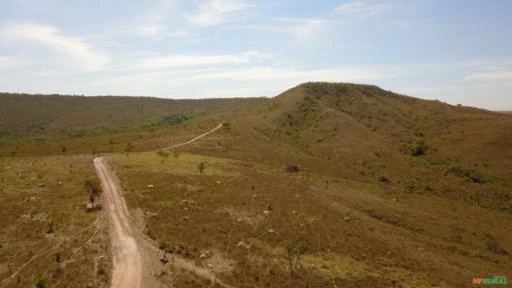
[114,82,511,287]
[0,93,266,137]
[1,83,511,287]
[188,83,512,209]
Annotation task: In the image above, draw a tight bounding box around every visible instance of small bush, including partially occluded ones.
[446,165,489,184]
[486,240,508,255]
[35,280,46,288]
[286,165,299,173]
[157,150,169,158]
[198,162,206,174]
[411,142,426,156]
[378,175,389,183]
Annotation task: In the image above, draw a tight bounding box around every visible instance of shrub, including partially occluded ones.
[286,165,299,173]
[157,150,169,158]
[378,175,389,183]
[35,280,46,288]
[198,162,206,174]
[446,165,489,184]
[411,142,426,156]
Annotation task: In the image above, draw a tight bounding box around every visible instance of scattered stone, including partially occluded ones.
[263,210,270,215]
[57,181,62,185]
[252,194,258,199]
[207,263,213,269]
[216,181,222,184]
[291,210,297,214]
[37,183,45,187]
[343,216,351,222]
[236,217,243,223]
[268,229,275,233]
[236,241,251,249]
[147,184,155,188]
[199,253,208,259]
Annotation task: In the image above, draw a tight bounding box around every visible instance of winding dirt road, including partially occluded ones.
[94,123,225,288]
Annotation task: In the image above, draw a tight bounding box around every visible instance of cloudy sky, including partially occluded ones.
[1,0,511,110]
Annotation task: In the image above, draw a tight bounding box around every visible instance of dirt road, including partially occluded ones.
[94,157,143,288]
[94,123,225,288]
[166,122,224,150]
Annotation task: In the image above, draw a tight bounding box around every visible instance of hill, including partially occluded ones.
[0,93,266,137]
[189,82,512,209]
[127,82,511,286]
[2,83,511,287]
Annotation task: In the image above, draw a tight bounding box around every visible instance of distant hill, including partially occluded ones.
[190,82,512,212]
[0,93,266,137]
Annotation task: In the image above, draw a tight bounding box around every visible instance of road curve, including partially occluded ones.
[166,122,224,150]
[95,123,224,288]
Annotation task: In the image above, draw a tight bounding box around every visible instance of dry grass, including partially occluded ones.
[1,82,512,287]
[111,148,512,287]
[0,155,109,288]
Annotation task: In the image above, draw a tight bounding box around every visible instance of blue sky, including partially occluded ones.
[1,0,511,110]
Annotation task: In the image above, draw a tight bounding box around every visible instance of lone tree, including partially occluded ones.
[286,242,308,275]
[84,178,101,206]
[198,162,206,174]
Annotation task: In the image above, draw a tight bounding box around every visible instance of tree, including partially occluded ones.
[47,221,54,234]
[198,162,206,174]
[84,178,101,206]
[286,242,308,275]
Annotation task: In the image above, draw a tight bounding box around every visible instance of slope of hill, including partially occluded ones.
[187,82,512,212]
[0,93,266,137]
[1,83,511,287]
[107,83,512,287]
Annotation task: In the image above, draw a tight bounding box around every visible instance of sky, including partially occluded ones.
[0,0,511,110]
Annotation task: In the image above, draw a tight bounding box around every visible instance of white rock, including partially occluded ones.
[199,253,208,259]
[147,184,155,188]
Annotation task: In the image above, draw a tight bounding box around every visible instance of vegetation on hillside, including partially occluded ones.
[1,82,511,287]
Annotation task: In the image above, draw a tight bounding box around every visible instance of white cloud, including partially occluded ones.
[465,71,512,81]
[191,66,397,82]
[248,18,331,40]
[119,0,190,39]
[186,0,251,26]
[133,51,271,70]
[335,1,391,15]
[0,23,109,71]
[0,56,27,70]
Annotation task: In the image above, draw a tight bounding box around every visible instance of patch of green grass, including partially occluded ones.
[446,165,489,184]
